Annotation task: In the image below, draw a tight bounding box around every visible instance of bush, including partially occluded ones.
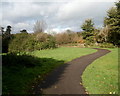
[35,33,48,42]
[55,32,82,45]
[8,33,57,52]
[8,33,34,52]
[41,36,57,49]
[99,43,116,48]
[84,41,93,47]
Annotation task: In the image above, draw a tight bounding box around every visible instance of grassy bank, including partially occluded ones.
[82,48,118,94]
[3,47,96,94]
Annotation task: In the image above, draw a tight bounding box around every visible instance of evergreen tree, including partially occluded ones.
[5,25,12,35]
[0,27,4,34]
[104,1,120,45]
[20,29,28,34]
[2,25,12,53]
[81,19,95,42]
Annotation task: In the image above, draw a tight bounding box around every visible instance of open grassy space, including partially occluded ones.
[3,47,96,94]
[31,47,97,62]
[82,48,118,94]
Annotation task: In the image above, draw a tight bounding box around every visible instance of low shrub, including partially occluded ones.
[84,41,94,47]
[99,43,116,48]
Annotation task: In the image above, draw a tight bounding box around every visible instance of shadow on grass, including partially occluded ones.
[32,62,69,94]
[2,53,66,95]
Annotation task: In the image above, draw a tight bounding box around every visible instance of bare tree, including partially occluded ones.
[96,25,109,43]
[33,20,47,33]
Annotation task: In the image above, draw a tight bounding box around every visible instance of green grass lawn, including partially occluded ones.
[82,48,118,94]
[3,47,96,94]
[31,47,97,62]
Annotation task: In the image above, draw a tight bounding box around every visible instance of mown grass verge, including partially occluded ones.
[82,48,118,94]
[3,47,96,94]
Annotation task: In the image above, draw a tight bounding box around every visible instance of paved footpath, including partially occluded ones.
[34,48,110,94]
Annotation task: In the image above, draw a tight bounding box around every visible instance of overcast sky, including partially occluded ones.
[0,0,117,34]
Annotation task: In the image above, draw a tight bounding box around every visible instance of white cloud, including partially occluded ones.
[52,27,71,33]
[2,20,13,27]
[2,2,60,22]
[56,1,115,21]
[3,2,41,20]
[12,22,33,33]
[14,22,30,29]
[1,0,116,33]
[56,1,91,20]
[1,0,117,2]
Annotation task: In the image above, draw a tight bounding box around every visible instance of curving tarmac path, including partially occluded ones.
[33,48,110,94]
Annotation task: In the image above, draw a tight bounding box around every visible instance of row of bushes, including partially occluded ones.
[3,32,56,53]
[98,43,116,48]
[54,31,83,45]
[2,31,117,53]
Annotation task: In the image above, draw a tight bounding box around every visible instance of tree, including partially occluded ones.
[104,1,120,45]
[2,25,12,53]
[33,20,47,33]
[0,27,4,34]
[55,32,70,44]
[36,33,48,42]
[20,29,28,34]
[96,26,109,43]
[5,25,12,35]
[81,19,95,43]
